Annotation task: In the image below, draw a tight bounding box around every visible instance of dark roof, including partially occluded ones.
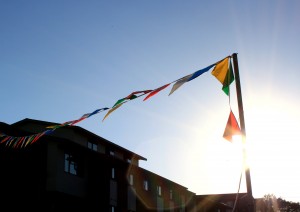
[11,118,146,161]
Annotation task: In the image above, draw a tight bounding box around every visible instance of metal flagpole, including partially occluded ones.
[232,53,255,212]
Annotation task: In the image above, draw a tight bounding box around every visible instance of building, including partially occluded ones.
[0,118,256,211]
[0,118,197,211]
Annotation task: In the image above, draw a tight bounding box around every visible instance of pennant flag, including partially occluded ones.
[144,83,171,101]
[24,136,35,147]
[113,98,127,107]
[188,64,216,82]
[211,57,229,84]
[0,136,10,144]
[113,90,153,107]
[125,90,152,99]
[87,108,109,117]
[70,117,87,125]
[222,60,234,95]
[47,120,75,129]
[169,64,216,96]
[102,103,124,122]
[169,74,193,96]
[223,110,241,142]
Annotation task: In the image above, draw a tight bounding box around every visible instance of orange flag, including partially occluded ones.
[211,57,229,84]
[223,110,241,142]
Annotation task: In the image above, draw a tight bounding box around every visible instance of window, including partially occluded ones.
[111,167,115,179]
[129,174,133,186]
[110,150,115,156]
[64,153,79,175]
[87,141,97,151]
[157,185,162,196]
[143,180,149,191]
[170,189,173,200]
[111,206,115,212]
[181,195,185,211]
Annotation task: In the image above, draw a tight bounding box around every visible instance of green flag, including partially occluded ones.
[222,60,234,95]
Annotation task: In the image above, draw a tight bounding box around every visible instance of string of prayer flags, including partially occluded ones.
[1,107,111,148]
[47,107,110,128]
[1,55,241,148]
[70,107,110,125]
[103,90,153,122]
[0,129,56,148]
[223,110,241,142]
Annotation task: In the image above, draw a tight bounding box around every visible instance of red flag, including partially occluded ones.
[143,83,170,101]
[223,110,241,142]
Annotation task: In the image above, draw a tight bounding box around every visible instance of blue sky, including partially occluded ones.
[1,0,300,202]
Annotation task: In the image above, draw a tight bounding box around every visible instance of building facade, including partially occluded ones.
[0,118,257,211]
[0,119,197,211]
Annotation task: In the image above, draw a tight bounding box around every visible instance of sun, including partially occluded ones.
[244,102,300,201]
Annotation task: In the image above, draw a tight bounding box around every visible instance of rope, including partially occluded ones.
[232,169,243,212]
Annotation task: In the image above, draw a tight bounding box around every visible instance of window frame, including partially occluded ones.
[111,167,115,179]
[87,141,98,151]
[143,180,149,191]
[128,174,134,186]
[157,185,162,196]
[64,152,80,176]
[170,189,173,200]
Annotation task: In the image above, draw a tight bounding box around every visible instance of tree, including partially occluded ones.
[256,194,300,212]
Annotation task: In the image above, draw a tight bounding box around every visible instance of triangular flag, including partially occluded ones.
[144,83,170,101]
[222,60,234,95]
[70,116,88,125]
[223,110,241,142]
[188,64,216,82]
[113,98,127,107]
[169,74,193,96]
[126,90,152,99]
[211,57,229,84]
[87,108,109,117]
[102,103,124,122]
[114,90,153,107]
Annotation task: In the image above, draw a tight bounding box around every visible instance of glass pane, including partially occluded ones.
[87,142,92,149]
[144,181,148,190]
[92,144,97,151]
[70,161,77,175]
[64,153,69,172]
[111,168,115,179]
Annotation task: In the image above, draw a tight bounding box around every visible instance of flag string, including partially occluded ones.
[1,55,240,148]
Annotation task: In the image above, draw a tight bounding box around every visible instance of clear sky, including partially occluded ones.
[1,0,300,203]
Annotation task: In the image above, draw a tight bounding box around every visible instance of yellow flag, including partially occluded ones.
[211,57,229,84]
[102,103,124,122]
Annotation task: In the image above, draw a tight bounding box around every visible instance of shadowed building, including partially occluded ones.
[0,118,257,211]
[0,119,196,211]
